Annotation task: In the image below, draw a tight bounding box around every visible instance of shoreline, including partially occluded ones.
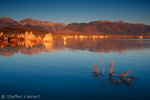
[1,32,150,43]
[52,34,150,39]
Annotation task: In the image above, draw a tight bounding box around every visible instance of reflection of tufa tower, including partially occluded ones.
[43,41,53,50]
[63,37,66,46]
[43,33,53,50]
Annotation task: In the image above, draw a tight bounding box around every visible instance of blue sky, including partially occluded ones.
[0,0,150,25]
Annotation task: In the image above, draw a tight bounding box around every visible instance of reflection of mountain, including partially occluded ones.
[0,41,65,57]
[0,39,150,56]
[66,38,149,52]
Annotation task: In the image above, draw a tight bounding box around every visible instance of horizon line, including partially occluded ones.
[0,16,150,25]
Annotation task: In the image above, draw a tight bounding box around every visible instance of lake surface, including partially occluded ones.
[0,38,150,100]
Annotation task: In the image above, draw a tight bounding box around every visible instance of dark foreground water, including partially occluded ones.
[0,38,150,100]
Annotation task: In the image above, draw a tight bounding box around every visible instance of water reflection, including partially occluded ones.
[91,60,137,87]
[0,38,150,56]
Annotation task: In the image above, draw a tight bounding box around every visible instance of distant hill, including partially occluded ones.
[0,17,150,36]
[0,17,18,27]
[57,20,150,36]
[19,18,66,31]
[0,17,65,36]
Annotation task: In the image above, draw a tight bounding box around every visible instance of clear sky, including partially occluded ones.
[0,0,150,25]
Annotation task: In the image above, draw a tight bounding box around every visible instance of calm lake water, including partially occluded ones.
[0,38,150,100]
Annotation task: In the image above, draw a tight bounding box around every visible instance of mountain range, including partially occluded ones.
[0,17,150,36]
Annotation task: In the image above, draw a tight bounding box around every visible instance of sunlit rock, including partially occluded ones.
[25,31,30,39]
[11,34,15,37]
[24,31,36,41]
[9,38,16,42]
[43,33,53,42]
[4,37,8,41]
[139,36,143,39]
[75,35,78,38]
[37,36,42,41]
[92,35,96,38]
[79,35,84,38]
[0,32,4,37]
